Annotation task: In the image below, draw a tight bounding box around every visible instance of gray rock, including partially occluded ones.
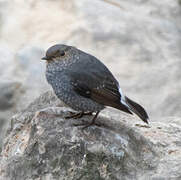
[0,115,7,153]
[0,91,181,180]
[0,80,23,152]
[0,44,49,152]
[0,81,22,110]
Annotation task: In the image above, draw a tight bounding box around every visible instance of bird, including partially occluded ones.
[42,44,149,127]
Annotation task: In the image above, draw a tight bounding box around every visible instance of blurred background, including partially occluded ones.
[0,0,181,151]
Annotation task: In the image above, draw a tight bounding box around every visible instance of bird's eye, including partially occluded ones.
[59,51,65,56]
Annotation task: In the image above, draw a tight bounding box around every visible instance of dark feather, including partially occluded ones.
[91,88,132,114]
[125,96,149,124]
[68,73,132,114]
[67,53,133,116]
[71,80,91,98]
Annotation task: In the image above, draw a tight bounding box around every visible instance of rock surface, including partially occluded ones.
[0,80,23,152]
[0,91,181,180]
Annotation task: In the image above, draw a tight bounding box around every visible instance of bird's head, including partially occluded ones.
[42,44,75,63]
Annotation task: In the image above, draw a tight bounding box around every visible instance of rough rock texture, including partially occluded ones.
[0,91,181,180]
[0,44,49,151]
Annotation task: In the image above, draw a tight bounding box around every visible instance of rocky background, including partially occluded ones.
[0,0,181,178]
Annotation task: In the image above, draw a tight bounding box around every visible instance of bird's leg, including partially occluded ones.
[83,112,93,116]
[73,111,100,128]
[82,111,100,129]
[65,111,93,119]
[65,111,84,119]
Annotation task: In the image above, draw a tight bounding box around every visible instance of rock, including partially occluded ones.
[0,80,23,152]
[0,81,22,110]
[0,44,49,152]
[0,91,181,179]
[0,115,8,153]
[0,44,49,151]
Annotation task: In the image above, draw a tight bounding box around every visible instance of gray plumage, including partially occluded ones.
[42,44,149,125]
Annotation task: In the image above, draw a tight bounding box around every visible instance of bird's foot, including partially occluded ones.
[73,111,101,129]
[65,111,93,119]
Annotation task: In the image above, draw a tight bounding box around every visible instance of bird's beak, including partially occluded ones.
[41,56,48,60]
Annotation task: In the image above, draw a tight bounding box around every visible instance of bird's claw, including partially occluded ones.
[65,111,93,119]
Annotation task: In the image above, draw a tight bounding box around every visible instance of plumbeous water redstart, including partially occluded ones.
[42,44,149,127]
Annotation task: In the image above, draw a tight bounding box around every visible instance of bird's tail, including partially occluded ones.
[124,96,149,124]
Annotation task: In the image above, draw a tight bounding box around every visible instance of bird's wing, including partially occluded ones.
[66,61,132,114]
